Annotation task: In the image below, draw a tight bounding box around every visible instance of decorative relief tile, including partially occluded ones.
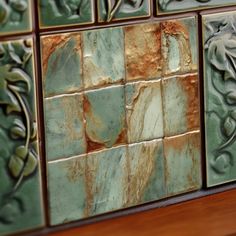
[157,0,236,14]
[162,74,199,137]
[0,0,32,35]
[124,23,162,81]
[125,80,163,143]
[98,0,150,22]
[164,132,201,196]
[38,0,94,28]
[203,12,236,186]
[0,39,44,235]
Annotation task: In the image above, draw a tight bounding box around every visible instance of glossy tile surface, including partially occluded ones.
[0,0,32,35]
[203,11,236,186]
[98,0,150,22]
[0,39,44,235]
[38,0,94,28]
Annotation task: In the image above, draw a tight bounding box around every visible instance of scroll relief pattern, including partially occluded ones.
[0,40,38,225]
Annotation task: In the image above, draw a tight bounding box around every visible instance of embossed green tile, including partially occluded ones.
[48,155,87,225]
[98,0,150,22]
[162,74,199,137]
[84,85,126,152]
[0,0,32,35]
[44,94,86,161]
[164,132,201,196]
[83,27,125,89]
[38,0,94,28]
[41,33,83,97]
[127,139,166,207]
[87,146,128,216]
[125,80,164,143]
[0,39,44,235]
[161,17,198,76]
[203,11,236,186]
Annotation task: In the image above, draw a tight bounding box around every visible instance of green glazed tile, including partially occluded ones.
[127,139,166,206]
[39,0,94,28]
[84,85,126,152]
[87,146,128,216]
[44,94,86,161]
[0,0,32,35]
[98,0,150,22]
[0,39,44,235]
[164,132,201,196]
[161,17,198,76]
[203,12,236,186]
[158,0,236,14]
[41,33,83,97]
[125,80,164,143]
[83,27,125,89]
[48,155,87,225]
[162,74,199,137]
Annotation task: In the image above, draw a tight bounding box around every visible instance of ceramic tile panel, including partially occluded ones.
[98,0,150,22]
[38,0,94,29]
[203,11,236,187]
[157,0,236,14]
[0,38,44,235]
[0,0,32,35]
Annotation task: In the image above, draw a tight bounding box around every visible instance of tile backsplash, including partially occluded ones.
[0,1,236,235]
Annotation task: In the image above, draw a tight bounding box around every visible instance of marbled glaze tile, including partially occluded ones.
[48,155,87,225]
[98,0,150,22]
[0,39,44,235]
[38,0,94,28]
[161,17,198,76]
[203,12,236,186]
[124,23,162,81]
[164,132,201,196]
[41,33,83,98]
[83,28,125,89]
[0,0,32,35]
[87,146,128,216]
[125,80,163,143]
[157,0,236,14]
[162,74,199,137]
[44,94,86,161]
[127,140,166,206]
[84,85,126,152]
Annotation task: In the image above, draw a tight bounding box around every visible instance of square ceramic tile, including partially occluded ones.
[124,23,162,81]
[161,17,198,76]
[127,139,166,206]
[0,39,44,235]
[44,94,86,161]
[203,11,236,187]
[48,155,87,225]
[162,74,199,137]
[83,27,125,89]
[98,0,150,22]
[84,85,126,152]
[125,80,164,143]
[41,33,83,98]
[87,146,128,216]
[0,0,32,35]
[164,132,201,196]
[38,0,94,28]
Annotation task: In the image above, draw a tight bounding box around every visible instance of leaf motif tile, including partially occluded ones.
[38,0,94,28]
[0,39,44,235]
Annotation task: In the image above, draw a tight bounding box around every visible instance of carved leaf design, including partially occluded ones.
[211,152,233,174]
[223,116,236,137]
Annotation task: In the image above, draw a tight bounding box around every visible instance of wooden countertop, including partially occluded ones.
[49,189,236,236]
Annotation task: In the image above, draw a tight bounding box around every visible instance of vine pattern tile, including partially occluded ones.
[0,39,44,235]
[0,0,32,35]
[38,0,94,28]
[157,0,236,14]
[203,11,236,186]
[42,16,201,226]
